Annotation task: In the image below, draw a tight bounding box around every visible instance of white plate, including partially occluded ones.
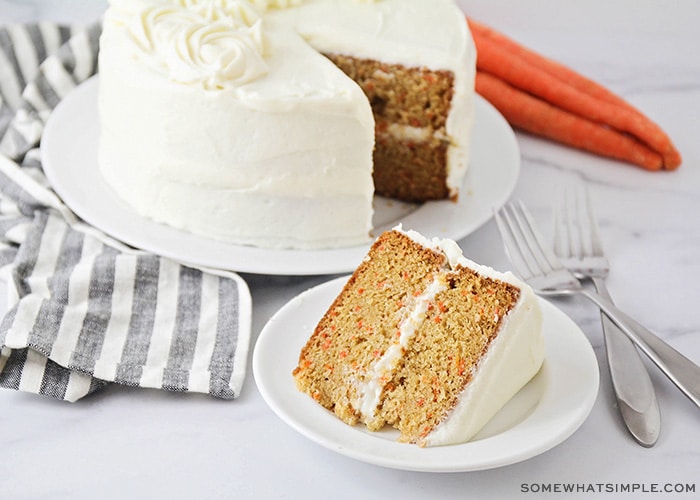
[253,276,599,472]
[42,76,520,276]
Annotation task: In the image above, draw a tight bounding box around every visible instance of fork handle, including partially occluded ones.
[591,277,661,447]
[582,288,700,410]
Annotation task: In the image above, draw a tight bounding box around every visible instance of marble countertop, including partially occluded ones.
[1,0,699,498]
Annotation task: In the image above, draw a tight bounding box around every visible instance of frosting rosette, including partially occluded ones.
[116,0,269,89]
[164,16,267,88]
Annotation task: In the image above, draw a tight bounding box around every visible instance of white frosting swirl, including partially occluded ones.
[116,0,270,89]
[168,17,267,88]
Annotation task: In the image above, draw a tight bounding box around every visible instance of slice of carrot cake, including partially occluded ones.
[293,227,544,446]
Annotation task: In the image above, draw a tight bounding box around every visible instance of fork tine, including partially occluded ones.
[554,184,597,262]
[570,187,584,260]
[582,188,605,258]
[552,183,610,278]
[494,206,534,280]
[504,203,547,277]
[512,200,566,273]
[553,190,573,260]
[553,186,587,260]
[496,201,583,293]
[495,201,566,281]
[568,184,604,259]
[572,185,592,261]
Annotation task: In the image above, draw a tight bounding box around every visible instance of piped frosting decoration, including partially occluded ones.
[110,0,306,89]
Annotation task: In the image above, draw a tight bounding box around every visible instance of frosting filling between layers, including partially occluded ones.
[354,275,448,422]
[395,226,544,446]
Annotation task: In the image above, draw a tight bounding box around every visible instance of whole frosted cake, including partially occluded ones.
[98,0,475,249]
[293,227,545,446]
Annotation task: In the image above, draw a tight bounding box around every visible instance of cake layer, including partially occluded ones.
[326,54,457,200]
[373,132,451,201]
[293,228,544,446]
[325,55,455,130]
[294,229,446,426]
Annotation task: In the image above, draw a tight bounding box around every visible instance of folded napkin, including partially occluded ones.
[0,22,251,402]
[467,18,682,171]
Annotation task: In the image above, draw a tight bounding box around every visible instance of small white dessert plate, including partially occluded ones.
[253,276,600,472]
[42,76,520,276]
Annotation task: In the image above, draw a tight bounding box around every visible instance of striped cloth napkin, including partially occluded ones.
[0,22,252,402]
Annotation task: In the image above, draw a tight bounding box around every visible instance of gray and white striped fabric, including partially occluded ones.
[0,22,252,401]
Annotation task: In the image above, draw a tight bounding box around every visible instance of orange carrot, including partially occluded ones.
[468,17,632,110]
[467,17,682,170]
[472,34,680,169]
[475,71,664,171]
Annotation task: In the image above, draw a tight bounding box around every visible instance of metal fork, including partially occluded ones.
[553,187,660,447]
[495,201,700,410]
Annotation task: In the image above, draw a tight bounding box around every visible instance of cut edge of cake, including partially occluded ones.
[324,54,462,202]
[292,225,545,447]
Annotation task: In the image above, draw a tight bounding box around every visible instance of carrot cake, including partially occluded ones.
[293,227,544,446]
[98,0,475,249]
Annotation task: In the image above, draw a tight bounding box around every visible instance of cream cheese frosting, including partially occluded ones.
[398,226,545,446]
[355,275,448,425]
[98,0,474,249]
